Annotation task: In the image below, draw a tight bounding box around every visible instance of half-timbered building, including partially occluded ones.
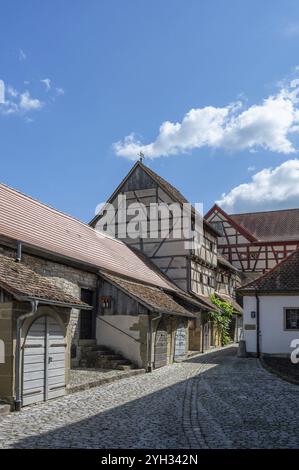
[205,204,299,282]
[91,161,242,353]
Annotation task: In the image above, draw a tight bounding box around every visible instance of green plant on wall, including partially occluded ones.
[209,294,234,346]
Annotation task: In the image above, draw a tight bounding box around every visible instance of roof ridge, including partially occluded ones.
[230,207,299,216]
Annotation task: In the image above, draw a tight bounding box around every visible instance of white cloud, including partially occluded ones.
[40,78,51,91]
[19,91,43,111]
[0,84,43,116]
[0,78,64,119]
[7,86,18,98]
[217,159,299,213]
[19,49,26,61]
[55,87,65,95]
[113,76,299,160]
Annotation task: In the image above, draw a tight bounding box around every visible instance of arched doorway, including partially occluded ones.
[154,318,168,368]
[22,315,66,406]
[174,321,186,360]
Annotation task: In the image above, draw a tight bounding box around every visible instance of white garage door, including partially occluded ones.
[22,316,66,406]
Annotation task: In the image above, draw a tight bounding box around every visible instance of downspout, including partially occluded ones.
[255,291,260,358]
[16,240,22,263]
[15,299,39,411]
[201,312,205,353]
[147,312,162,373]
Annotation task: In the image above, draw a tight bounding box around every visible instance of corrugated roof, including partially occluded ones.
[0,183,175,291]
[239,249,299,293]
[100,271,195,317]
[0,254,89,308]
[230,208,299,242]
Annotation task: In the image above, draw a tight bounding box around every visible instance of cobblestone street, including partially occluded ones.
[0,346,298,449]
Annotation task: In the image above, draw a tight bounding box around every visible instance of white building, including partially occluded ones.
[239,249,299,357]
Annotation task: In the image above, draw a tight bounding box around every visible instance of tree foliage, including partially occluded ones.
[209,294,234,346]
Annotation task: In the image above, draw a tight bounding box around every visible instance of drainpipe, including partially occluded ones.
[255,292,260,358]
[15,299,39,411]
[16,241,22,262]
[201,311,206,353]
[147,312,162,373]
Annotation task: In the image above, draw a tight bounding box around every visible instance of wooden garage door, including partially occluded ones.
[22,316,66,406]
[174,321,186,360]
[154,319,168,369]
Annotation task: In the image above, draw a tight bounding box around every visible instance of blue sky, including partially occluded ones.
[1,0,299,221]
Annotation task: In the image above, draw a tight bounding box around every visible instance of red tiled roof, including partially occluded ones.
[239,249,299,293]
[0,254,89,308]
[0,183,175,290]
[230,208,299,242]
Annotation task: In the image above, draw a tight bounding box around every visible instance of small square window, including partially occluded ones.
[285,308,299,330]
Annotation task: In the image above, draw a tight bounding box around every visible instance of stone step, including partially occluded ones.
[81,349,111,359]
[115,359,132,365]
[116,364,134,371]
[79,344,136,371]
[0,403,10,417]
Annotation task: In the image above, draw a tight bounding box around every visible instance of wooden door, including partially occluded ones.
[22,316,66,406]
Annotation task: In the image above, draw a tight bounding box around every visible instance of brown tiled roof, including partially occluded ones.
[100,271,196,317]
[239,249,299,293]
[0,183,175,291]
[190,292,220,311]
[230,208,299,242]
[0,254,89,308]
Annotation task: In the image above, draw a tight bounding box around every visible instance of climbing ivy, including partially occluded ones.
[209,294,234,346]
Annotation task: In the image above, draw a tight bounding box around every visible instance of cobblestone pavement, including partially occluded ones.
[69,368,143,390]
[0,346,298,449]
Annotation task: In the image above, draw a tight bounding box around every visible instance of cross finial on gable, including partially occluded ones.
[138,151,144,163]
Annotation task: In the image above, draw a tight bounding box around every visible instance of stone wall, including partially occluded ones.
[0,245,97,364]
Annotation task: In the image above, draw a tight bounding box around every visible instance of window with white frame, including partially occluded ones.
[285,308,299,330]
